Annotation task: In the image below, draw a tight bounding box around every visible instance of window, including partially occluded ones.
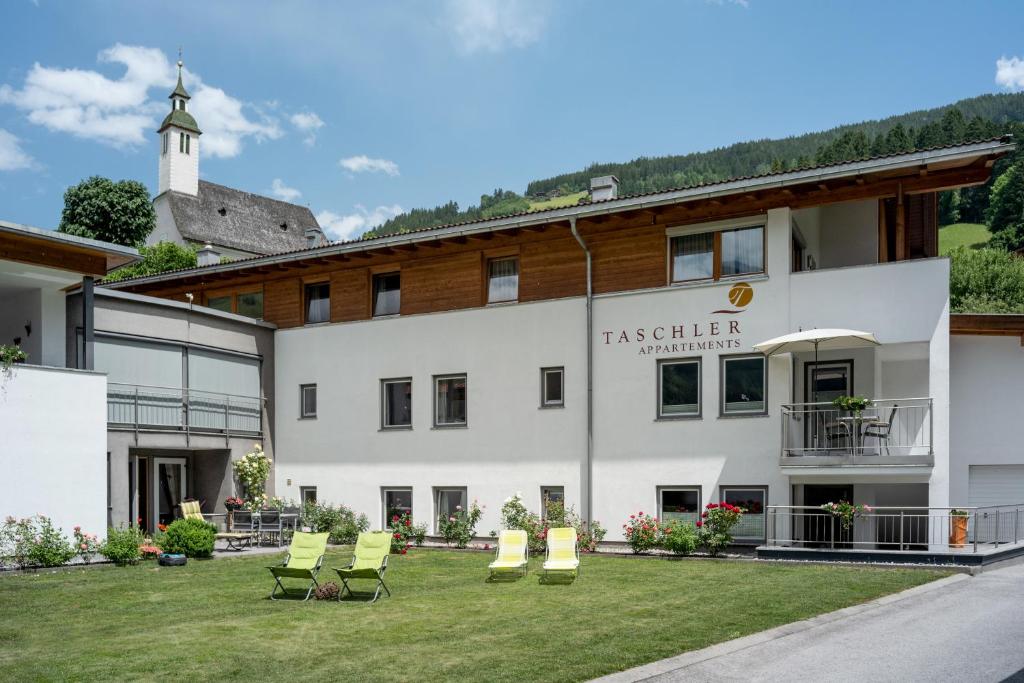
[541,367,564,407]
[373,272,401,317]
[670,224,764,283]
[177,99,185,111]
[720,487,767,543]
[185,134,191,155]
[300,383,317,419]
[435,487,467,532]
[236,291,263,320]
[179,132,184,153]
[206,295,232,312]
[162,132,168,155]
[383,488,413,527]
[381,378,412,429]
[659,487,700,524]
[721,354,766,415]
[304,282,330,324]
[299,486,317,505]
[541,486,564,518]
[487,257,519,303]
[434,374,467,427]
[658,358,700,418]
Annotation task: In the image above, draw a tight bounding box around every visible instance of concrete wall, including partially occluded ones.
[0,365,107,538]
[818,199,878,269]
[0,288,65,367]
[148,195,184,248]
[950,334,1024,506]
[158,126,199,196]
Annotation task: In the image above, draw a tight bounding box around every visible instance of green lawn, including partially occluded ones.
[0,548,944,682]
[528,191,588,212]
[939,222,991,254]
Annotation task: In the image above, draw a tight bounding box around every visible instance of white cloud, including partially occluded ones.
[316,204,404,241]
[290,111,324,146]
[339,154,399,176]
[444,0,549,55]
[0,43,280,157]
[0,129,35,171]
[996,56,1024,91]
[269,178,302,202]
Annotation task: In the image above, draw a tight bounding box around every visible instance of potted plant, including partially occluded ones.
[949,509,969,548]
[832,395,872,417]
[224,496,244,531]
[0,344,27,376]
[820,500,872,531]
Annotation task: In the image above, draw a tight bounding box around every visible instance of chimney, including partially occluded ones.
[197,243,220,267]
[305,226,324,248]
[590,175,619,202]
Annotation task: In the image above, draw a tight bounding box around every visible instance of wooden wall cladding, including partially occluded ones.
[519,234,585,301]
[584,220,666,294]
[401,250,484,315]
[330,268,369,322]
[264,278,302,328]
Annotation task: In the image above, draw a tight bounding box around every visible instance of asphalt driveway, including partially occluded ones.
[599,561,1024,683]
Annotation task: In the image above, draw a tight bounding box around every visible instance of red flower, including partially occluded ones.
[400,548,408,555]
[405,519,411,527]
[392,515,400,522]
[629,514,635,519]
[638,511,643,515]
[696,521,703,527]
[393,533,401,539]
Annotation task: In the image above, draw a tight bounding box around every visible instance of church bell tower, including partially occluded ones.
[157,57,201,196]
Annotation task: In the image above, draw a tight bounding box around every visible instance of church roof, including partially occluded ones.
[170,71,191,100]
[159,180,323,255]
[158,108,201,135]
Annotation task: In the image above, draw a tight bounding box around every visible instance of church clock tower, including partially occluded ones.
[157,58,201,196]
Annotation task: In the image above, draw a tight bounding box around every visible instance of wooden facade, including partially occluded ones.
[114,153,1002,329]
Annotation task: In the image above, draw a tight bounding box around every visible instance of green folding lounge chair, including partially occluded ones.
[334,531,392,603]
[541,527,579,580]
[267,531,329,601]
[488,529,528,579]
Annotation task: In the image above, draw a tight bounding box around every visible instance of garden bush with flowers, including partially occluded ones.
[659,521,699,555]
[0,515,75,568]
[696,502,745,556]
[159,518,217,558]
[820,501,872,531]
[438,500,484,548]
[387,513,427,554]
[500,494,606,553]
[623,512,660,554]
[232,443,271,511]
[100,525,144,565]
[73,526,101,564]
[299,500,369,545]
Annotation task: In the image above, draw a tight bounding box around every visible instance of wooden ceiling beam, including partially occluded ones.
[466,232,494,241]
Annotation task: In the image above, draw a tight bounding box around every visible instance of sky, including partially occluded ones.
[1,0,1023,241]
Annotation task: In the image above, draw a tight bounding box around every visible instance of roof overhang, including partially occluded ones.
[950,313,1024,344]
[0,220,140,277]
[102,138,1015,290]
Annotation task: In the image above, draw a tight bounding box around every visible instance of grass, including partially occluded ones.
[0,548,945,681]
[939,222,991,254]
[528,191,588,212]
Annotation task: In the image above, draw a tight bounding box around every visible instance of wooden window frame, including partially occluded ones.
[666,218,766,285]
[303,280,330,325]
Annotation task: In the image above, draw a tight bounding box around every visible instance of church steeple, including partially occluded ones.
[157,54,201,196]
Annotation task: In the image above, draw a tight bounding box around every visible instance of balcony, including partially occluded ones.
[780,398,932,467]
[107,382,263,438]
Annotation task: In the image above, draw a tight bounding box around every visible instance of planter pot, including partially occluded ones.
[949,516,969,548]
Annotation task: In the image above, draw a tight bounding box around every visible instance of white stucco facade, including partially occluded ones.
[158,127,199,197]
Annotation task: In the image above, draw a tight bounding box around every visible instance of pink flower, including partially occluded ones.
[455,505,462,511]
[74,526,81,532]
[80,543,87,550]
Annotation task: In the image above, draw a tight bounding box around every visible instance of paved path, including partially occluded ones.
[598,562,1024,683]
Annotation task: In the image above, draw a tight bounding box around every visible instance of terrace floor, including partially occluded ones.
[0,548,946,682]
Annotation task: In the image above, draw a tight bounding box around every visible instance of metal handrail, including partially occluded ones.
[781,397,932,457]
[107,382,263,439]
[108,381,266,402]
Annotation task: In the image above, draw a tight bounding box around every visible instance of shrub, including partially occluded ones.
[300,501,369,545]
[101,525,144,565]
[660,521,698,555]
[159,518,217,558]
[500,494,547,553]
[500,495,607,554]
[73,526,101,564]
[544,501,606,553]
[0,515,75,568]
[387,513,427,554]
[696,502,744,556]
[438,500,483,548]
[315,581,340,600]
[622,512,660,554]
[233,443,271,510]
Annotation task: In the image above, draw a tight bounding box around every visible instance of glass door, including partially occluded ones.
[804,360,853,452]
[152,458,187,529]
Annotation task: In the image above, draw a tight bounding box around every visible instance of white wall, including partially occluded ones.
[0,365,108,539]
[0,288,65,367]
[818,199,878,269]
[148,196,183,247]
[158,128,199,196]
[950,335,1024,505]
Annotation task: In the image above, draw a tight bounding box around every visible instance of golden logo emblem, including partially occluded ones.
[712,282,753,314]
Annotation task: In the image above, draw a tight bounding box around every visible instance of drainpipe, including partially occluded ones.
[569,216,594,527]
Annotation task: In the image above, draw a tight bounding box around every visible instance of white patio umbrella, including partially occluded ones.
[753,328,879,402]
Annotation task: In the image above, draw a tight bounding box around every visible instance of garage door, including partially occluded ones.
[968,465,1024,507]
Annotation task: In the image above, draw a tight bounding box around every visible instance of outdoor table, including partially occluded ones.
[836,414,879,454]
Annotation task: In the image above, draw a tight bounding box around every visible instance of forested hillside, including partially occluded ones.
[369,92,1024,239]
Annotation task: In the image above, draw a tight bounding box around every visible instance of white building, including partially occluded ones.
[107,136,1024,559]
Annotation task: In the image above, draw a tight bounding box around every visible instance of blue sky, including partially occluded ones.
[1,0,1023,240]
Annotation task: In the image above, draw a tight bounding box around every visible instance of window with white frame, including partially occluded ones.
[383,488,413,527]
[721,354,766,415]
[487,256,519,303]
[541,367,564,407]
[658,487,701,525]
[381,378,412,429]
[720,487,767,543]
[373,272,401,317]
[435,487,467,531]
[658,358,700,417]
[434,374,467,427]
[670,224,764,283]
[300,383,317,419]
[299,486,317,505]
[541,485,564,518]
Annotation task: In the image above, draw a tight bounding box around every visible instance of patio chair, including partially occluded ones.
[267,531,329,601]
[259,510,285,547]
[541,527,579,580]
[179,500,210,522]
[488,529,529,580]
[216,510,256,551]
[863,404,898,455]
[334,531,392,603]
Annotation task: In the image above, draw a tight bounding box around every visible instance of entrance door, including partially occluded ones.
[802,484,854,548]
[152,458,187,529]
[804,360,853,451]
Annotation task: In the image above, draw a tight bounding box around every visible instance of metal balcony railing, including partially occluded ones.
[766,504,1024,553]
[781,397,932,457]
[107,382,263,436]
